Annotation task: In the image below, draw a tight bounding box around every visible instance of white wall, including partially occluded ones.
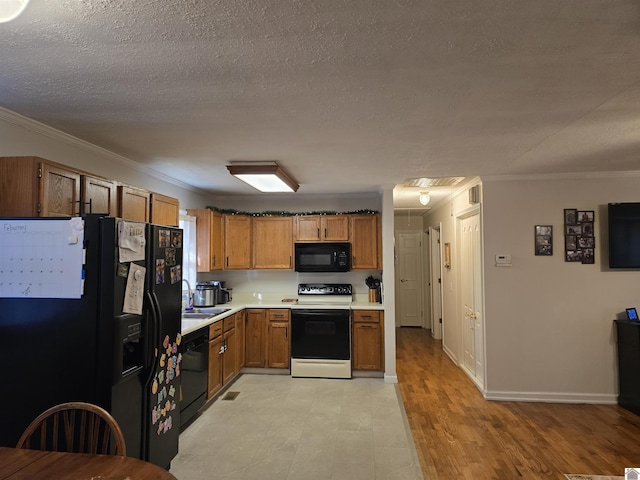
[424,173,640,403]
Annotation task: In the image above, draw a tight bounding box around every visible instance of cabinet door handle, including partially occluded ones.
[360,325,372,329]
[317,228,320,238]
[289,256,292,267]
[324,228,327,238]
[226,257,229,267]
[212,255,216,267]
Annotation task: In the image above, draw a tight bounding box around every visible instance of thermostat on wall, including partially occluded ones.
[495,254,512,267]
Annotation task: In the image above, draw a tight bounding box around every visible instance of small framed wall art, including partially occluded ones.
[534,225,553,256]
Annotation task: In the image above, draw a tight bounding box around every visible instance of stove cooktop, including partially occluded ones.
[294,283,353,308]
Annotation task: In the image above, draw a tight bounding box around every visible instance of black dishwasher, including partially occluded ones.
[180,328,209,427]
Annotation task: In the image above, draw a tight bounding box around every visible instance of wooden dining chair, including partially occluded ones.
[16,401,126,456]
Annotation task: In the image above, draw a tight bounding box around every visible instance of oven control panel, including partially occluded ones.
[298,283,352,295]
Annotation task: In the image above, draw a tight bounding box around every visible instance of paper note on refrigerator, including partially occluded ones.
[118,221,146,263]
[123,263,146,314]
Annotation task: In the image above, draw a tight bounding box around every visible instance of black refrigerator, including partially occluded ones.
[0,215,183,469]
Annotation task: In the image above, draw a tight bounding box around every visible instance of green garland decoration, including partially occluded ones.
[205,206,379,217]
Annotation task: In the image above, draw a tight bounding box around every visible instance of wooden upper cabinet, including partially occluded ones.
[81,175,116,215]
[323,215,350,241]
[295,215,349,242]
[224,214,252,269]
[253,217,293,269]
[0,156,81,217]
[118,185,150,222]
[187,208,224,272]
[150,192,179,226]
[295,216,321,241]
[0,156,40,216]
[41,162,81,217]
[350,214,379,269]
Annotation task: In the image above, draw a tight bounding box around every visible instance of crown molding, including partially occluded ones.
[0,105,203,193]
[481,171,640,182]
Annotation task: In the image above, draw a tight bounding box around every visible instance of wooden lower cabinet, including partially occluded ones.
[245,309,266,367]
[207,334,223,398]
[245,309,290,369]
[267,310,290,368]
[352,310,384,371]
[236,310,246,368]
[207,314,241,398]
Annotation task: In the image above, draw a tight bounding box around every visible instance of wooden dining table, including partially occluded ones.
[0,446,178,479]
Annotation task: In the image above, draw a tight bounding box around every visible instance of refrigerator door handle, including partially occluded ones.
[143,290,161,386]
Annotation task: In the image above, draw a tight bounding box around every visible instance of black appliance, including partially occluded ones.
[608,202,640,268]
[290,283,352,379]
[217,287,231,304]
[180,329,209,426]
[0,215,183,469]
[294,243,351,272]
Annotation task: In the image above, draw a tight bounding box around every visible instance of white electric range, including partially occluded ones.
[290,283,353,379]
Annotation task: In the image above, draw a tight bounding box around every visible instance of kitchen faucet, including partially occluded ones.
[182,279,193,311]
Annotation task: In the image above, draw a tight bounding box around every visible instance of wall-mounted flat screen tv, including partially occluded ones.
[609,202,640,268]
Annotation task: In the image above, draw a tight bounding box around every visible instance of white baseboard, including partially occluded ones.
[384,373,398,384]
[485,390,617,404]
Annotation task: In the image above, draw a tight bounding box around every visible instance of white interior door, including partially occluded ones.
[460,213,484,384]
[397,232,423,327]
[461,217,475,374]
[429,227,443,339]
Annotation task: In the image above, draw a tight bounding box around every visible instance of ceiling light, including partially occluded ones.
[0,0,30,23]
[419,192,431,206]
[227,161,299,193]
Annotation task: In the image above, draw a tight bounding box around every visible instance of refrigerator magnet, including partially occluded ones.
[170,265,181,284]
[159,230,170,248]
[116,262,129,278]
[165,248,176,266]
[155,259,165,284]
[171,231,182,248]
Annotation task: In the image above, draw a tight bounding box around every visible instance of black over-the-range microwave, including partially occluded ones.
[294,242,351,272]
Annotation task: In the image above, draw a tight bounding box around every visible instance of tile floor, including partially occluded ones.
[170,374,424,480]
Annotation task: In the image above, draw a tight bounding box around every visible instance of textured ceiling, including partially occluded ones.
[2,0,640,202]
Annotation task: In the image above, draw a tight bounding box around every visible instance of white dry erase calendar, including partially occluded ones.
[0,218,85,298]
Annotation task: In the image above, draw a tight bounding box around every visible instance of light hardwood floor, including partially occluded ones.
[396,327,640,479]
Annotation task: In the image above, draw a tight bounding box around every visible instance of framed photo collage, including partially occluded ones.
[563,209,595,264]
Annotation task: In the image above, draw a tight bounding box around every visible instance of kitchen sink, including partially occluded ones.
[181,312,215,319]
[182,307,231,319]
[192,307,231,315]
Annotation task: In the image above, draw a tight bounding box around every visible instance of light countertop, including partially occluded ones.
[181,294,384,336]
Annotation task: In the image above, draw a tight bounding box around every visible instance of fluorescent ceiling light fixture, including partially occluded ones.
[227,161,299,193]
[0,0,30,23]
[419,192,431,206]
